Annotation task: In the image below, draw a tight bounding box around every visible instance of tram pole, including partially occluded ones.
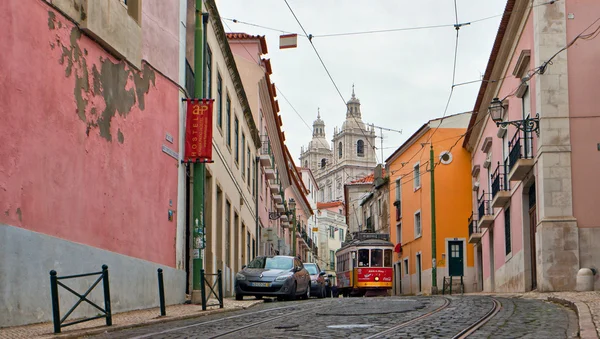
[430,144,438,294]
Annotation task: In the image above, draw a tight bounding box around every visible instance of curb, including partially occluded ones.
[46,302,262,339]
[548,297,599,339]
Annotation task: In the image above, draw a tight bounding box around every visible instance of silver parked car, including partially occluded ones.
[303,263,327,298]
[235,256,311,301]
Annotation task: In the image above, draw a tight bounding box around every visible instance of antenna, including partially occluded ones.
[371,124,402,163]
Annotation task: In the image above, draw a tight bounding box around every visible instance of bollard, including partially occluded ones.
[102,265,112,326]
[50,270,61,334]
[200,269,207,311]
[158,268,166,316]
[217,269,224,308]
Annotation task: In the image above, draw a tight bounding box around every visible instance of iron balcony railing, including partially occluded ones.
[260,135,275,167]
[491,161,509,199]
[508,131,534,173]
[468,212,480,237]
[478,191,492,220]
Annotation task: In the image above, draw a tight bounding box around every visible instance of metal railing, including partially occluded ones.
[200,269,223,311]
[49,265,112,334]
[468,212,480,237]
[491,161,509,198]
[508,131,534,173]
[478,191,492,220]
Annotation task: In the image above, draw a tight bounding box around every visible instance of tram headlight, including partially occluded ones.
[375,276,380,282]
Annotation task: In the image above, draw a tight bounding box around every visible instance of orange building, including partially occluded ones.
[386,113,473,295]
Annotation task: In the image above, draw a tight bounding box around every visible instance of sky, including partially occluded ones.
[215,0,508,164]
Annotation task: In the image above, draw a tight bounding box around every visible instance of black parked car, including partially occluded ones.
[235,256,311,301]
[303,263,327,298]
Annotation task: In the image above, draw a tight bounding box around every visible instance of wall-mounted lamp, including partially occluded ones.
[489,97,540,136]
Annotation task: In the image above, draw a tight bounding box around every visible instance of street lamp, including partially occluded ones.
[488,97,540,136]
[288,198,297,257]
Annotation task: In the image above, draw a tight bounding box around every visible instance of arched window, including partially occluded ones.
[321,158,327,168]
[338,142,343,158]
[304,160,308,168]
[357,140,365,157]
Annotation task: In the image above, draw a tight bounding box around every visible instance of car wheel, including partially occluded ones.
[303,285,310,300]
[288,282,297,301]
[235,294,243,301]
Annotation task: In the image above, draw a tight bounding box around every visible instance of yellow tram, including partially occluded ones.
[335,232,394,297]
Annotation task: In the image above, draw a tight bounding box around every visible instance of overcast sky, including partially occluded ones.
[216,0,507,164]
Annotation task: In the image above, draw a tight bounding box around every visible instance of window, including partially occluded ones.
[234,117,239,163]
[216,74,222,129]
[371,249,383,267]
[225,201,231,266]
[205,46,212,98]
[378,198,382,215]
[247,147,251,187]
[413,163,421,189]
[320,189,324,202]
[357,140,364,157]
[252,158,256,198]
[396,222,402,244]
[241,134,246,179]
[404,258,409,275]
[226,95,231,147]
[329,226,335,238]
[505,207,512,255]
[358,249,369,267]
[338,142,343,158]
[339,229,344,241]
[384,249,392,267]
[321,158,326,168]
[330,250,335,269]
[395,178,401,201]
[414,211,422,237]
[304,160,308,168]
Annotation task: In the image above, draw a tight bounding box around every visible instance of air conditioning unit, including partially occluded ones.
[473,181,480,191]
[483,153,492,169]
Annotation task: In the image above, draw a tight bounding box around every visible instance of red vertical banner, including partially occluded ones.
[184,99,214,162]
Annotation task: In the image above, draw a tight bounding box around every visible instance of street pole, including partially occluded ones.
[191,0,205,304]
[255,156,260,259]
[430,144,437,294]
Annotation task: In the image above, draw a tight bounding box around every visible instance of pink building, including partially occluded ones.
[1,0,187,326]
[464,0,600,292]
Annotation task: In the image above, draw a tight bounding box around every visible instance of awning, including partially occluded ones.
[394,243,402,253]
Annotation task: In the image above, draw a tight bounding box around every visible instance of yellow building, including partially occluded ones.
[386,113,474,295]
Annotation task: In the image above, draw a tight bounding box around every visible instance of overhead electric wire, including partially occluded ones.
[283,0,380,165]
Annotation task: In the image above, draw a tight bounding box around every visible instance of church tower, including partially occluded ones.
[300,87,377,203]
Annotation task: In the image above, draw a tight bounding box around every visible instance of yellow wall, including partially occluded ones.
[388,128,473,277]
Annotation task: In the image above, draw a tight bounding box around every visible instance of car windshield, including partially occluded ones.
[246,257,293,270]
[304,264,318,275]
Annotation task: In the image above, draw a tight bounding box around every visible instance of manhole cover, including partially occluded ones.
[327,324,375,329]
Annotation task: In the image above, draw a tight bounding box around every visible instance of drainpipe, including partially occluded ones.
[430,144,438,294]
[255,156,260,258]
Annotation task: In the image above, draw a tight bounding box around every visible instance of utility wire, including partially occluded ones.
[283,0,380,165]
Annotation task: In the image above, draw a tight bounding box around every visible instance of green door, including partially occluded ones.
[448,241,464,277]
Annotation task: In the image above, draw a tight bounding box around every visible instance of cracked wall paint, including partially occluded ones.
[48,13,156,142]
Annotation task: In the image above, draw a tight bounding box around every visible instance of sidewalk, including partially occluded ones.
[465,290,600,339]
[0,298,263,339]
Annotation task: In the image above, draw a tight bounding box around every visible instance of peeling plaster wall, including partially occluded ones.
[0,0,180,269]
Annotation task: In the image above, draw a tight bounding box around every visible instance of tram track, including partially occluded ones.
[451,297,502,339]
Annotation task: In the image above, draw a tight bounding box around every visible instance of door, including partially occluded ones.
[448,241,464,277]
[416,254,422,292]
[529,184,537,290]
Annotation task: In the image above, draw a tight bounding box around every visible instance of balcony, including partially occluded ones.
[264,168,276,180]
[279,214,288,222]
[273,194,283,204]
[281,220,289,228]
[276,203,285,212]
[259,135,274,168]
[491,161,511,208]
[468,212,482,244]
[477,191,494,229]
[508,131,535,181]
[269,181,280,194]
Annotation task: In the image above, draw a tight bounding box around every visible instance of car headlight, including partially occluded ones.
[275,274,293,281]
[236,273,246,281]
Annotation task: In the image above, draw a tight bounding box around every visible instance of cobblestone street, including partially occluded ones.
[93,296,578,339]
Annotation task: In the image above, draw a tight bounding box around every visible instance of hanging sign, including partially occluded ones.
[279,34,298,49]
[184,99,214,162]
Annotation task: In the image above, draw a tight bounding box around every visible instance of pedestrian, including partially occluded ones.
[331,285,339,298]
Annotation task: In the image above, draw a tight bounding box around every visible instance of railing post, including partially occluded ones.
[218,269,224,308]
[50,270,61,334]
[158,268,166,316]
[102,264,112,326]
[449,276,453,295]
[200,269,207,311]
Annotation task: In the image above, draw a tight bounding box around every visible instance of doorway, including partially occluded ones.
[489,229,495,291]
[528,183,537,290]
[394,262,402,295]
[448,240,464,277]
[477,244,484,291]
[416,253,422,293]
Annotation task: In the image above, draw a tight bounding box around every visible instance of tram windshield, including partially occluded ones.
[370,249,383,267]
[384,249,392,267]
[358,249,369,267]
